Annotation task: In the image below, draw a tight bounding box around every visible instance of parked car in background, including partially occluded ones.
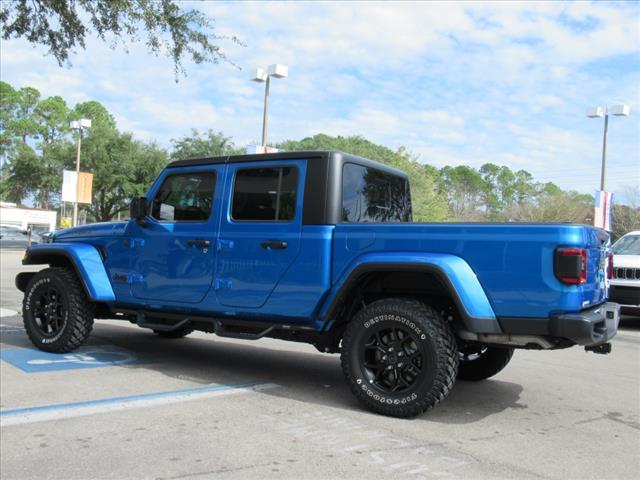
[0,225,41,249]
[610,230,640,316]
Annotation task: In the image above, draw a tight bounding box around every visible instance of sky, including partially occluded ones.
[2,1,639,199]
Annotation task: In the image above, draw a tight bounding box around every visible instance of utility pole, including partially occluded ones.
[251,64,288,148]
[69,119,91,227]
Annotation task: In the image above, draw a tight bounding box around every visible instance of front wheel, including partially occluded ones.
[457,345,514,381]
[22,267,94,353]
[341,298,458,418]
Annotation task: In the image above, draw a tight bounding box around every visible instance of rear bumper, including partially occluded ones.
[500,302,620,347]
[548,302,620,346]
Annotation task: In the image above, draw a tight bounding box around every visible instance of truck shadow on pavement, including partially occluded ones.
[1,320,525,424]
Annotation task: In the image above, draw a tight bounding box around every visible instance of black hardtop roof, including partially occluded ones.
[166,150,408,178]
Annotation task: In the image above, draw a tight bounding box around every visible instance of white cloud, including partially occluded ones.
[1,1,638,195]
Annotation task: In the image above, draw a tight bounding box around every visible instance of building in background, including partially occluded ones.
[0,202,57,233]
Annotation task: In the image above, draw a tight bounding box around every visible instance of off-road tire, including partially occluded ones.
[341,298,458,418]
[153,327,194,339]
[457,346,514,381]
[22,267,94,353]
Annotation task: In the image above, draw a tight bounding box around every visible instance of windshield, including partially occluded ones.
[612,234,640,255]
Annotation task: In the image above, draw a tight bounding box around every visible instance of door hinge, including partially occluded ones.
[123,238,145,249]
[128,273,144,284]
[216,239,235,252]
[214,278,233,290]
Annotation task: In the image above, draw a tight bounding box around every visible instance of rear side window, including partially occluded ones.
[151,172,216,222]
[232,167,299,222]
[342,163,412,223]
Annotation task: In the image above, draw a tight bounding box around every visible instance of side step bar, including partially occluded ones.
[135,312,192,332]
[212,320,276,340]
[117,309,312,341]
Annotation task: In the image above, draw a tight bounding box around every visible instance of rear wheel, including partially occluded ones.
[22,267,94,353]
[457,345,514,381]
[341,298,458,418]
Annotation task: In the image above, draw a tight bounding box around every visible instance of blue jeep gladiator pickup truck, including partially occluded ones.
[17,151,619,417]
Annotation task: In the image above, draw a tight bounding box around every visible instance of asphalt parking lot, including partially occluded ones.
[1,249,639,480]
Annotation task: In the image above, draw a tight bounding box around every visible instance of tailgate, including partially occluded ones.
[581,226,610,308]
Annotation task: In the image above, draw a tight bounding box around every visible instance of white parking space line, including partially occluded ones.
[0,382,277,427]
[0,308,18,318]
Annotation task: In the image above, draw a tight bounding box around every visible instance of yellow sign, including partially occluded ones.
[77,172,93,204]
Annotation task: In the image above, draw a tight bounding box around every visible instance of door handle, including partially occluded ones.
[260,240,288,250]
[187,239,211,248]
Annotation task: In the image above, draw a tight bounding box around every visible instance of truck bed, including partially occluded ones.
[332,222,608,319]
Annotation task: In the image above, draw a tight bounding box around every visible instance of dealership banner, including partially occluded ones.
[593,190,613,231]
[61,170,93,204]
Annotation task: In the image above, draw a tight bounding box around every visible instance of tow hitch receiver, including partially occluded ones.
[585,342,612,355]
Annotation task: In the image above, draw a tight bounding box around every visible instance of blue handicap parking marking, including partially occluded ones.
[1,345,138,373]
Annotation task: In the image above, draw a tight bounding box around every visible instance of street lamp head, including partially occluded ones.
[586,107,604,118]
[267,64,288,79]
[70,119,92,130]
[609,104,630,117]
[251,68,267,82]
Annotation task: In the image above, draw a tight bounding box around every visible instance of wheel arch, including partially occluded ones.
[321,255,501,335]
[20,244,115,302]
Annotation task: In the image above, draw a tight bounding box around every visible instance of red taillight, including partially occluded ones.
[607,252,614,280]
[555,248,587,285]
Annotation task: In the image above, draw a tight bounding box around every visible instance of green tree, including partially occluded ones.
[86,135,168,222]
[3,142,42,203]
[277,134,447,221]
[35,96,69,143]
[611,186,640,241]
[0,81,21,155]
[0,0,241,76]
[68,101,168,221]
[7,86,41,143]
[439,165,486,220]
[1,83,68,208]
[1,82,168,219]
[477,163,539,219]
[170,129,244,161]
[505,190,593,224]
[478,163,502,217]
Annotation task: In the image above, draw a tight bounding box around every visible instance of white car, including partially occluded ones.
[610,230,640,316]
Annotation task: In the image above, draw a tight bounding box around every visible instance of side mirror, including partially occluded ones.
[130,197,148,223]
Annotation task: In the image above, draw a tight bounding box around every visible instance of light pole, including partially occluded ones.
[69,118,91,226]
[586,104,630,191]
[251,64,288,147]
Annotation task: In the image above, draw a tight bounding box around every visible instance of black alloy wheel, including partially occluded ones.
[23,267,94,353]
[341,298,458,418]
[31,284,67,338]
[361,325,426,394]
